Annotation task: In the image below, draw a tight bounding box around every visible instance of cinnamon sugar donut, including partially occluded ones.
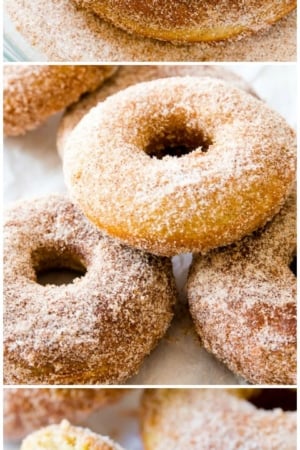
[4,388,127,441]
[21,420,124,450]
[4,196,176,384]
[72,0,296,43]
[63,77,296,257]
[57,65,257,156]
[141,389,297,450]
[187,190,296,385]
[5,1,297,62]
[4,65,118,136]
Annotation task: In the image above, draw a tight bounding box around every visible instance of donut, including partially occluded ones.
[57,65,257,156]
[21,420,124,450]
[72,0,296,43]
[4,195,176,384]
[4,65,118,136]
[187,190,296,385]
[141,389,297,449]
[4,388,127,441]
[63,77,296,257]
[5,1,297,62]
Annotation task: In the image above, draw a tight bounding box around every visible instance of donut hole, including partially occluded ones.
[32,247,87,286]
[248,389,296,411]
[145,125,212,159]
[289,255,297,276]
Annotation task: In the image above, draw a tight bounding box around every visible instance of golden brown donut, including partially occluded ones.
[63,77,295,257]
[4,388,127,441]
[141,389,297,449]
[21,420,124,450]
[187,190,296,385]
[5,1,297,62]
[4,195,176,384]
[72,0,296,43]
[57,65,257,156]
[4,65,118,136]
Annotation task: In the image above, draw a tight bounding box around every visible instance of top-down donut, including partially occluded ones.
[57,64,257,156]
[4,65,118,136]
[187,190,296,385]
[141,389,297,450]
[21,420,124,450]
[4,388,127,441]
[63,77,295,257]
[4,195,175,384]
[72,0,296,43]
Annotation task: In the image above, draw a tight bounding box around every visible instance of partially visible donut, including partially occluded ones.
[4,65,118,136]
[63,77,295,257]
[57,65,257,155]
[72,0,296,43]
[4,388,127,441]
[4,196,176,384]
[21,420,124,450]
[4,0,297,62]
[141,389,297,450]
[187,190,296,384]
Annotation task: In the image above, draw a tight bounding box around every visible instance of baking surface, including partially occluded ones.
[3,65,296,387]
[4,1,296,62]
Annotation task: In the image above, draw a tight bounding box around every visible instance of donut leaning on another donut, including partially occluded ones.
[63,77,296,257]
[3,65,118,136]
[4,388,127,441]
[4,195,176,384]
[187,189,296,385]
[71,0,296,43]
[21,420,124,450]
[57,64,258,155]
[141,389,297,450]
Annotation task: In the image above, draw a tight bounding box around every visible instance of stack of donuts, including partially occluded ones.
[4,388,127,441]
[4,387,128,447]
[3,64,296,385]
[68,1,297,43]
[4,388,297,449]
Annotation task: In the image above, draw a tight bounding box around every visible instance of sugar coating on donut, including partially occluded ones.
[4,388,127,441]
[63,76,295,257]
[4,65,118,136]
[5,0,296,61]
[72,0,296,43]
[21,420,124,450]
[141,389,297,450]
[57,65,257,155]
[4,196,176,384]
[187,190,296,384]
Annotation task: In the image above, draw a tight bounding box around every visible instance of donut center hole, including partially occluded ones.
[37,268,86,286]
[32,247,87,286]
[248,389,296,411]
[145,126,212,159]
[289,255,297,276]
